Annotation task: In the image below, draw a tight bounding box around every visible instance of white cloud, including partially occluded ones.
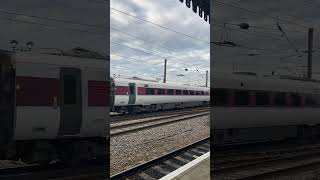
[110,0,210,86]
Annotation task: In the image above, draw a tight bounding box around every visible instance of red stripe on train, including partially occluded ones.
[16,76,109,107]
[16,76,60,106]
[115,86,129,95]
[138,87,146,95]
[88,80,109,106]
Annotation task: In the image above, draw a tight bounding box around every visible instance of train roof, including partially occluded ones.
[2,48,108,70]
[114,78,210,91]
[214,73,320,94]
[44,47,107,60]
[1,47,107,60]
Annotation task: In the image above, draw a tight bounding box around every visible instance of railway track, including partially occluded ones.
[0,161,107,180]
[110,111,209,137]
[110,107,209,122]
[212,141,320,180]
[110,137,210,180]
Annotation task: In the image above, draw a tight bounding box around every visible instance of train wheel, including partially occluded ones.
[58,143,81,166]
[1,143,18,161]
[18,142,55,165]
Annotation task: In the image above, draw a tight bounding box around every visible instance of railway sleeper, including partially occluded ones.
[1,139,107,165]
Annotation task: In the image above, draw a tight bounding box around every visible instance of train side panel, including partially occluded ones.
[14,60,60,140]
[212,75,320,145]
[213,107,320,130]
[14,53,108,140]
[112,79,210,111]
[81,67,108,137]
[135,95,209,105]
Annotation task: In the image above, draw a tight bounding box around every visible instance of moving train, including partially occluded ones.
[212,72,320,145]
[110,78,210,114]
[0,48,109,163]
[0,47,209,164]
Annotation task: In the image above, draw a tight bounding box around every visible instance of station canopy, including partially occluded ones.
[178,0,210,23]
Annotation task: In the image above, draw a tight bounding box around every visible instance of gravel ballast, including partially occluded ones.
[110,114,210,175]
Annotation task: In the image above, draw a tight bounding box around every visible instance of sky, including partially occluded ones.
[212,0,320,79]
[0,0,107,55]
[110,0,210,86]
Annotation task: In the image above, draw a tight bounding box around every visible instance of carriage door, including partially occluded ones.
[110,79,115,107]
[128,83,136,105]
[59,68,82,135]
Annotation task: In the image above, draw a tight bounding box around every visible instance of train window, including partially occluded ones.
[306,94,317,106]
[167,89,174,95]
[183,90,189,95]
[129,85,135,95]
[290,93,301,106]
[190,90,194,95]
[195,91,200,95]
[64,75,76,104]
[256,92,269,105]
[235,91,250,105]
[115,86,129,95]
[213,89,227,105]
[158,89,165,95]
[176,90,181,95]
[146,88,154,95]
[274,93,286,106]
[201,91,204,95]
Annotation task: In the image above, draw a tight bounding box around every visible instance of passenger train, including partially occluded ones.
[212,72,320,145]
[110,78,210,114]
[0,47,209,164]
[0,48,109,164]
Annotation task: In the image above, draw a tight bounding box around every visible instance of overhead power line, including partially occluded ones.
[111,25,293,62]
[111,36,168,58]
[213,0,309,29]
[111,3,301,71]
[0,16,106,36]
[276,18,302,57]
[212,19,305,34]
[111,27,211,63]
[112,40,207,68]
[111,41,165,59]
[111,34,207,63]
[211,39,295,53]
[0,9,106,29]
[111,53,161,66]
[110,7,209,44]
[259,5,310,28]
[111,27,175,54]
[213,24,285,41]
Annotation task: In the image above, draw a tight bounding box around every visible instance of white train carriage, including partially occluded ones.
[112,78,210,113]
[0,48,109,163]
[212,72,320,145]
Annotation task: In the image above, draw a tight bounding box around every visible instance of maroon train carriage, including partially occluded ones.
[0,48,109,164]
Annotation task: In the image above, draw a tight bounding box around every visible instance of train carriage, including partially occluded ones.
[111,78,210,114]
[0,48,109,163]
[212,72,320,145]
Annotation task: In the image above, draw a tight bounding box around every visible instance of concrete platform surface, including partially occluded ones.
[159,152,210,180]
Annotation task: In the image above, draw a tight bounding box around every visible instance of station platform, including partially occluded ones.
[159,152,210,180]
